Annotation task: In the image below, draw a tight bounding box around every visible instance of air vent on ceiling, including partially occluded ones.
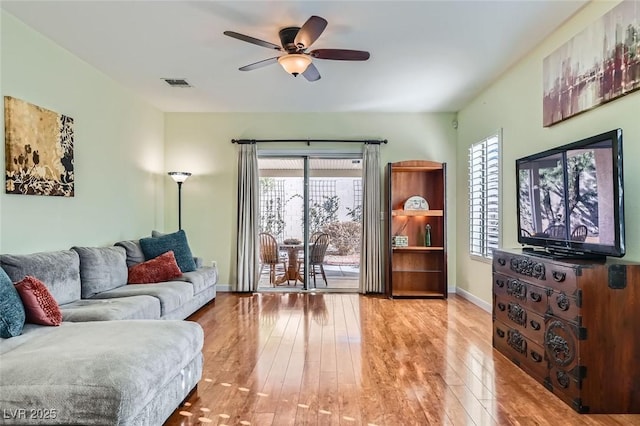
[162,78,192,88]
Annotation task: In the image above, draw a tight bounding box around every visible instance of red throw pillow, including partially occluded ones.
[14,276,62,326]
[128,250,182,284]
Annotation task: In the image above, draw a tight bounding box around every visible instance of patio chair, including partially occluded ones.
[298,233,330,287]
[571,225,588,242]
[310,231,323,243]
[544,224,567,239]
[259,232,288,286]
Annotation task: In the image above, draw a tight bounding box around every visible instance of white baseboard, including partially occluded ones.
[216,284,232,292]
[455,287,491,313]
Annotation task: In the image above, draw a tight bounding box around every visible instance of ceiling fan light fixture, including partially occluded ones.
[278,54,311,76]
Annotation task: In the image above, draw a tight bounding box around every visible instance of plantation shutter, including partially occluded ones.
[469,134,500,259]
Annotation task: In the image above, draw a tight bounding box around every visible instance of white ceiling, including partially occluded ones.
[1,1,587,113]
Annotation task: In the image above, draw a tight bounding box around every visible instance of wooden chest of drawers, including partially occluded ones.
[492,249,640,413]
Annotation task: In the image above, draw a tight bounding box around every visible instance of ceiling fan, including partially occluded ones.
[223,15,370,82]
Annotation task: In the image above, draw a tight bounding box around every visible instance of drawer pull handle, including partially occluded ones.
[531,351,543,363]
[498,258,506,266]
[556,294,570,311]
[530,320,541,330]
[496,280,505,288]
[506,279,527,301]
[497,328,505,338]
[552,271,566,282]
[508,303,526,326]
[556,371,570,389]
[507,330,527,354]
[530,292,542,302]
[497,302,506,311]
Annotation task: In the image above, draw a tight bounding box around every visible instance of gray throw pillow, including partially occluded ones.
[139,230,196,273]
[114,240,145,267]
[0,267,25,338]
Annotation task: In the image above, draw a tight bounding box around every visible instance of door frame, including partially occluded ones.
[257,149,363,291]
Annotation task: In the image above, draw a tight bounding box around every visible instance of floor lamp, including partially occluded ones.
[168,172,191,230]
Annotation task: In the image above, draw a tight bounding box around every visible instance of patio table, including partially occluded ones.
[276,242,304,284]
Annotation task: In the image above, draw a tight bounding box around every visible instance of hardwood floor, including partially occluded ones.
[165,293,640,425]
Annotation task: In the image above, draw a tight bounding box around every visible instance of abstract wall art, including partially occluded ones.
[4,96,74,196]
[543,0,640,127]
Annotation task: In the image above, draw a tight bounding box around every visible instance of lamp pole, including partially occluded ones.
[177,181,183,230]
[168,172,191,231]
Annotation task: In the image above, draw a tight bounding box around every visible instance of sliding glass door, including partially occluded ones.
[257,155,362,291]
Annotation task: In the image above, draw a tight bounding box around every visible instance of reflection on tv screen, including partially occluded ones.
[518,141,614,245]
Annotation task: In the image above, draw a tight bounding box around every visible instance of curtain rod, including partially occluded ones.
[231,138,388,146]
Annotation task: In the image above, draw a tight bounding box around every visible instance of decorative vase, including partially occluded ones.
[424,224,432,247]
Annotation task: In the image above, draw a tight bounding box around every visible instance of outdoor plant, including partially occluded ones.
[259,178,286,239]
[309,195,339,234]
[322,221,361,255]
[346,204,362,223]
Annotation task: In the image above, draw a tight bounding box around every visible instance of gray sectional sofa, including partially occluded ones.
[0,237,218,425]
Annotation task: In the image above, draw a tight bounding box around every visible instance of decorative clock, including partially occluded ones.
[403,195,429,211]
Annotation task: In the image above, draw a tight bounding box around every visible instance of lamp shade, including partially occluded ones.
[278,54,312,76]
[168,172,191,183]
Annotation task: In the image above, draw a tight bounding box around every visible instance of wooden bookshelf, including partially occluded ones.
[386,160,447,298]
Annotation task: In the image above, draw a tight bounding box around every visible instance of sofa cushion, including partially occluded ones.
[0,320,203,425]
[60,296,161,322]
[0,250,81,305]
[71,246,128,298]
[128,251,182,284]
[90,281,194,317]
[140,230,196,273]
[114,239,145,267]
[0,323,52,355]
[15,276,62,326]
[177,266,218,295]
[0,267,25,338]
[161,287,215,320]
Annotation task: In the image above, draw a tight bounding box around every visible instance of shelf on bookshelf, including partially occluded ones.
[392,246,444,251]
[391,289,445,298]
[392,166,443,172]
[392,209,443,217]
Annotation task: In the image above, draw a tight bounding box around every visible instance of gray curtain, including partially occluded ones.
[359,144,384,293]
[235,144,259,292]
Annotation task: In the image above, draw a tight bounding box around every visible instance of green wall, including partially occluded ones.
[0,12,165,253]
[164,112,458,287]
[456,0,640,306]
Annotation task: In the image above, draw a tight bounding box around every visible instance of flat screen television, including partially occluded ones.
[516,128,624,259]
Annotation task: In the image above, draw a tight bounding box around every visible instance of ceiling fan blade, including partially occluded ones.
[310,49,370,61]
[223,31,282,51]
[239,57,279,71]
[294,16,328,49]
[302,63,321,82]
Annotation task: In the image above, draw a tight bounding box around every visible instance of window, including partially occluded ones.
[469,132,501,259]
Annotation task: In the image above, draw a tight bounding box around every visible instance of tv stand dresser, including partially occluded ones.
[492,248,640,413]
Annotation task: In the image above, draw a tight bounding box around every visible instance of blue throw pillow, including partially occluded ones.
[139,230,197,273]
[0,267,25,338]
